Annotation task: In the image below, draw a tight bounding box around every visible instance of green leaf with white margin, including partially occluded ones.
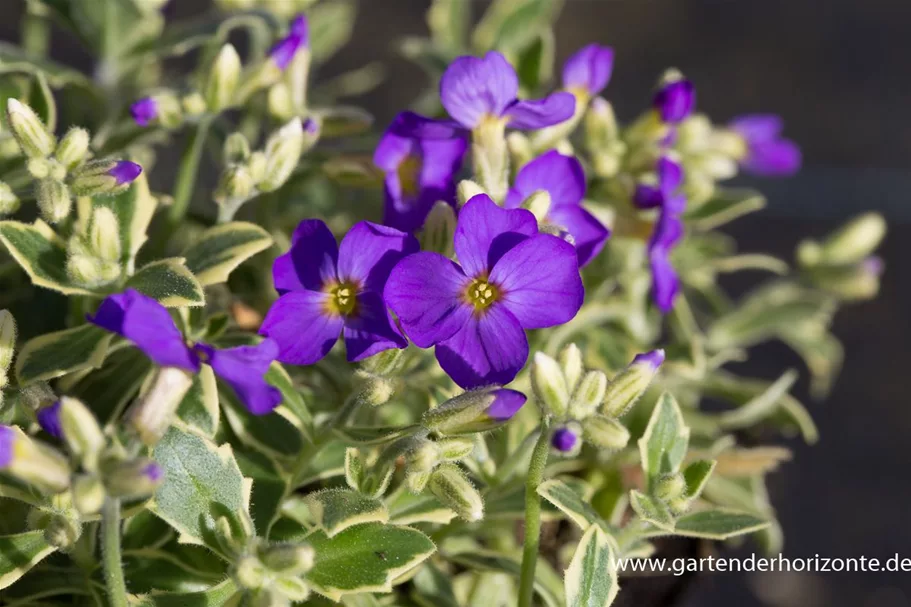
[685,187,766,231]
[182,221,272,287]
[638,392,690,484]
[385,486,456,526]
[538,478,605,532]
[86,171,157,272]
[308,0,357,64]
[15,323,113,385]
[176,365,219,438]
[664,508,769,540]
[305,522,435,601]
[130,578,240,607]
[0,530,57,590]
[306,489,389,538]
[125,258,205,307]
[682,459,716,500]
[447,552,563,607]
[717,370,798,430]
[234,448,288,537]
[629,490,674,533]
[150,426,248,547]
[221,385,303,460]
[0,220,93,295]
[565,525,619,607]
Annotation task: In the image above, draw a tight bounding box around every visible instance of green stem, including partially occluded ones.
[518,418,552,607]
[101,498,128,607]
[166,118,213,232]
[21,3,50,58]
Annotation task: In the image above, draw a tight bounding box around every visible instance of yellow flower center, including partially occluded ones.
[397,153,422,198]
[324,281,359,316]
[464,277,501,312]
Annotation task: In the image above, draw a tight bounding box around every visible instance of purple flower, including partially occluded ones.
[730,114,802,176]
[562,44,614,97]
[384,194,584,388]
[88,289,282,415]
[653,79,695,124]
[37,402,62,439]
[0,425,14,469]
[108,160,142,186]
[648,211,684,313]
[633,156,685,213]
[504,150,610,267]
[269,14,309,70]
[632,349,666,369]
[552,426,579,452]
[374,114,467,232]
[486,389,528,421]
[130,97,158,127]
[260,220,418,366]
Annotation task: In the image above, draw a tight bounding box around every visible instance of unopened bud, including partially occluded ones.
[584,97,619,145]
[181,92,207,117]
[0,181,19,215]
[268,83,295,121]
[0,425,71,493]
[224,132,251,164]
[43,514,81,551]
[437,437,474,461]
[405,440,440,492]
[129,367,194,446]
[260,543,315,575]
[248,151,267,184]
[420,201,456,256]
[655,472,687,502]
[56,397,105,470]
[558,344,584,392]
[569,370,608,418]
[206,44,242,112]
[456,179,486,207]
[798,212,886,267]
[530,352,569,417]
[66,254,120,288]
[353,371,395,406]
[6,99,55,158]
[551,423,581,455]
[581,414,629,451]
[652,69,695,125]
[359,348,406,377]
[72,473,105,515]
[36,179,71,223]
[234,555,268,590]
[428,464,483,522]
[70,159,142,196]
[215,165,254,204]
[131,93,182,128]
[521,190,552,223]
[89,207,122,263]
[103,458,163,499]
[55,127,90,169]
[808,256,884,301]
[667,495,692,516]
[421,388,526,435]
[260,118,303,192]
[601,349,665,418]
[0,310,16,387]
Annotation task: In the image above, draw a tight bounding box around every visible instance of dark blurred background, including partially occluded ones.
[2,1,910,606]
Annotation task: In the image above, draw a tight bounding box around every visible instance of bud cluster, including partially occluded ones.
[66,206,124,287]
[232,539,315,605]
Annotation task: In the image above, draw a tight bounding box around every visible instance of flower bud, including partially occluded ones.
[530,352,569,417]
[89,207,122,263]
[235,554,268,590]
[259,543,315,575]
[52,397,105,470]
[456,179,486,207]
[437,437,474,461]
[182,92,207,117]
[130,97,159,126]
[0,181,20,215]
[652,70,695,125]
[404,440,440,492]
[798,212,886,267]
[129,367,194,446]
[584,97,619,145]
[206,44,242,112]
[6,99,55,158]
[260,118,303,192]
[655,472,687,502]
[214,165,254,204]
[248,151,268,184]
[103,458,163,499]
[558,343,584,393]
[359,348,406,377]
[353,370,395,406]
[131,94,182,128]
[55,127,90,169]
[421,388,526,435]
[268,83,295,121]
[471,118,509,202]
[70,159,142,196]
[601,349,664,418]
[521,190,552,223]
[581,414,629,451]
[0,425,71,493]
[0,310,16,388]
[72,473,105,515]
[43,513,81,552]
[428,464,483,522]
[569,370,608,418]
[66,254,120,288]
[551,423,581,455]
[419,201,457,256]
[224,132,252,164]
[36,178,71,223]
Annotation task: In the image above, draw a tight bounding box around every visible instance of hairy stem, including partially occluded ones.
[101,497,128,607]
[518,417,552,607]
[167,117,213,232]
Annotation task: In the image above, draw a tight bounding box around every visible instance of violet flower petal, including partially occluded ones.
[489,233,584,329]
[504,150,585,209]
[741,139,802,176]
[337,221,418,293]
[486,389,527,420]
[435,304,528,389]
[730,114,783,143]
[37,402,62,439]
[547,204,610,267]
[130,97,158,126]
[88,289,199,372]
[453,194,537,278]
[0,426,14,468]
[653,79,695,124]
[259,291,343,365]
[272,219,339,294]
[562,44,615,96]
[504,92,576,130]
[108,160,142,185]
[440,52,518,129]
[342,291,408,361]
[388,111,466,140]
[197,339,282,415]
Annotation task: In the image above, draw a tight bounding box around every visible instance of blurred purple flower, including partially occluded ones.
[37,402,63,439]
[653,79,695,124]
[730,114,802,176]
[562,44,614,97]
[269,14,309,70]
[130,97,158,127]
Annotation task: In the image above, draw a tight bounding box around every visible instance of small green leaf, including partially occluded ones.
[15,323,112,385]
[309,0,357,64]
[629,490,674,532]
[130,578,240,607]
[182,221,272,287]
[564,525,619,607]
[264,363,312,429]
[638,392,690,483]
[122,547,225,593]
[0,530,56,590]
[150,426,247,547]
[670,508,769,540]
[306,489,389,538]
[685,188,766,231]
[0,220,93,295]
[333,424,421,446]
[718,370,798,430]
[537,478,604,532]
[306,523,436,601]
[125,258,205,307]
[447,552,563,607]
[412,562,459,607]
[386,487,456,526]
[176,365,219,438]
[682,459,716,500]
